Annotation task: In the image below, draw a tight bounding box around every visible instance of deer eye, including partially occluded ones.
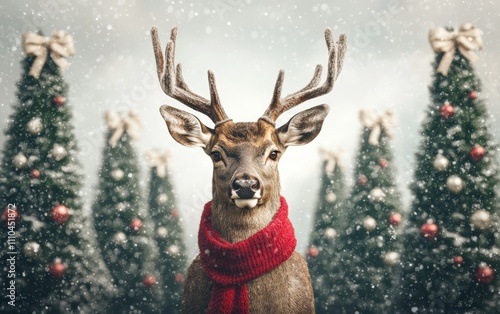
[269,150,279,161]
[211,151,223,162]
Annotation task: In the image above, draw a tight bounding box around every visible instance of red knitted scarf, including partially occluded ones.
[198,196,297,314]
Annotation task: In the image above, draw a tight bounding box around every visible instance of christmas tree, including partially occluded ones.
[306,148,347,312]
[91,111,163,313]
[145,150,187,313]
[0,31,115,313]
[329,109,404,313]
[397,24,500,313]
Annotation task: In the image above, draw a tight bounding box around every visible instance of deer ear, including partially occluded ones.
[159,105,213,148]
[277,104,330,147]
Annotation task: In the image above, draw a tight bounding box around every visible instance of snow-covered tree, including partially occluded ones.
[92,111,163,313]
[306,149,347,312]
[397,24,500,313]
[145,150,187,313]
[0,31,115,313]
[330,109,404,313]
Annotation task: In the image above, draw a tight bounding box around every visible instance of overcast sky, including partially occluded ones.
[1,0,499,256]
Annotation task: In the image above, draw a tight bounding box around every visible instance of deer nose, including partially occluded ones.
[232,177,260,199]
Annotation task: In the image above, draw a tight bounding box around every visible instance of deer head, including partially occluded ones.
[151,27,346,241]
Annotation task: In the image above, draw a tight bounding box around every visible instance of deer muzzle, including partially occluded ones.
[231,177,261,209]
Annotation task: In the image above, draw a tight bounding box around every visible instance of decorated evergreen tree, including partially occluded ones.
[0,31,115,313]
[92,111,163,313]
[397,24,500,313]
[145,149,187,313]
[329,109,404,313]
[306,148,347,312]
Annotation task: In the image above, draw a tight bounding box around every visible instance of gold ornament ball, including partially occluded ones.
[156,226,169,238]
[363,216,377,231]
[369,187,385,202]
[23,241,41,258]
[13,153,28,169]
[27,117,43,135]
[470,210,491,230]
[384,251,400,266]
[446,175,464,193]
[111,169,125,181]
[325,191,337,203]
[113,232,127,244]
[325,227,337,239]
[433,155,449,172]
[157,193,169,204]
[51,144,67,161]
[168,244,180,255]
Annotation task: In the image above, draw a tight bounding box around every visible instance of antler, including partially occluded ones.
[262,28,347,122]
[151,27,229,124]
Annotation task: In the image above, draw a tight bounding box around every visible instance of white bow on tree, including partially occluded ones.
[105,111,142,147]
[145,150,171,178]
[22,30,75,79]
[359,109,396,146]
[429,23,483,76]
[319,148,344,175]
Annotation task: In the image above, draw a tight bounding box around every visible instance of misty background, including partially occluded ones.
[1,0,499,257]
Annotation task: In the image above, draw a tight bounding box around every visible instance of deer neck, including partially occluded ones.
[210,194,281,243]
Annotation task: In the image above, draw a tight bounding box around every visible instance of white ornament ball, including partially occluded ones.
[27,118,43,135]
[111,169,125,181]
[13,153,28,169]
[325,191,337,203]
[446,175,464,193]
[23,241,41,258]
[157,226,168,238]
[369,187,385,202]
[157,193,169,204]
[325,227,337,239]
[113,232,127,244]
[51,144,67,161]
[168,244,180,255]
[384,251,400,266]
[363,216,377,231]
[433,155,449,172]
[470,210,491,230]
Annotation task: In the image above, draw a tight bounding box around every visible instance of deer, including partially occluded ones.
[151,26,346,314]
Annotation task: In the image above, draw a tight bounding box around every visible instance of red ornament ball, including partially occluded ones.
[440,103,455,119]
[468,91,478,100]
[476,265,494,284]
[469,145,486,162]
[142,275,157,287]
[51,205,70,224]
[2,208,20,223]
[53,96,65,107]
[307,246,319,258]
[379,159,389,169]
[129,218,143,232]
[49,261,66,278]
[170,209,180,219]
[358,175,368,186]
[30,169,41,179]
[388,213,402,227]
[453,256,464,265]
[420,222,438,240]
[175,273,184,283]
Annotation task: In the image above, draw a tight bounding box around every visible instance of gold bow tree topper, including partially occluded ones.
[429,23,483,76]
[105,111,142,147]
[359,109,396,146]
[22,30,75,79]
[145,150,171,178]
